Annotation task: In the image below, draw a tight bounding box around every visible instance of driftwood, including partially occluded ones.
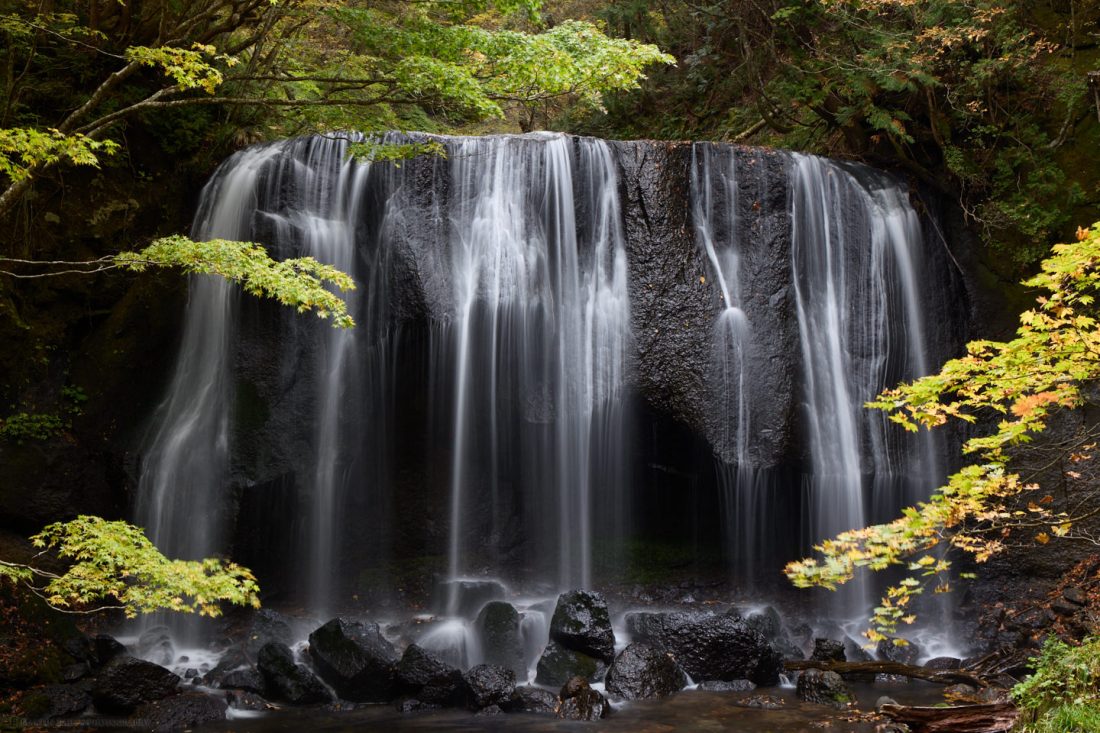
[879,702,1019,733]
[783,660,989,687]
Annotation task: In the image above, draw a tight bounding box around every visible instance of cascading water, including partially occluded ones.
[788,153,947,617]
[134,144,281,641]
[138,132,962,653]
[439,134,630,603]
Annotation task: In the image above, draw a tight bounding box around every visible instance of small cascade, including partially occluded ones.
[690,144,761,587]
[438,133,630,603]
[788,153,948,618]
[134,144,283,641]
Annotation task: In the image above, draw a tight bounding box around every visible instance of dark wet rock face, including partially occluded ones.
[218,666,267,696]
[256,642,331,705]
[558,676,609,721]
[395,645,469,708]
[136,690,228,732]
[548,590,615,663]
[503,686,559,714]
[308,618,397,703]
[14,683,91,719]
[535,640,607,687]
[90,657,179,714]
[625,611,782,685]
[93,635,127,666]
[244,609,296,657]
[876,639,920,666]
[796,668,854,708]
[605,643,686,700]
[475,601,525,677]
[810,638,845,664]
[462,664,515,709]
[432,579,507,618]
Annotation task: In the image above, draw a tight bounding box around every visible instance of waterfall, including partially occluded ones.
[439,134,631,603]
[134,144,283,640]
[137,133,960,637]
[788,153,945,616]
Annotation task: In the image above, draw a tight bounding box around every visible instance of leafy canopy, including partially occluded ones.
[786,222,1100,641]
[0,516,260,617]
[117,236,357,328]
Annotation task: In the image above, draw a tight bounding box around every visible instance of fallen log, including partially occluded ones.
[879,702,1019,733]
[783,660,989,687]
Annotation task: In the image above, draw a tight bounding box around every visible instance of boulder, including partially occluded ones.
[548,590,615,663]
[744,607,783,639]
[394,645,468,708]
[605,643,686,700]
[93,635,127,666]
[91,656,180,713]
[463,664,516,709]
[558,676,609,721]
[244,609,296,657]
[256,642,331,705]
[475,601,525,677]
[810,638,845,663]
[876,639,920,666]
[13,683,91,719]
[924,656,962,671]
[307,618,397,702]
[432,579,507,618]
[624,611,781,685]
[697,679,756,692]
[136,691,228,732]
[796,668,854,709]
[219,666,267,695]
[201,646,250,688]
[503,686,558,714]
[535,640,606,687]
[476,704,505,716]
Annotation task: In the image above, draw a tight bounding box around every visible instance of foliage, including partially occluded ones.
[0,411,65,442]
[585,0,1095,266]
[1013,636,1100,733]
[786,222,1100,640]
[0,516,260,617]
[0,0,671,220]
[0,128,118,184]
[116,236,357,328]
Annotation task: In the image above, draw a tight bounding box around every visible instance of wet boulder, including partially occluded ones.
[463,663,515,709]
[308,618,397,702]
[394,645,468,708]
[136,690,228,732]
[244,609,296,657]
[548,590,615,663]
[557,676,609,720]
[605,643,686,700]
[256,642,331,705]
[201,646,250,688]
[218,666,267,696]
[91,656,180,713]
[624,611,782,685]
[810,638,845,664]
[796,668,854,708]
[475,601,525,677]
[876,639,920,666]
[535,640,606,687]
[503,686,558,714]
[432,579,507,618]
[93,635,127,667]
[924,656,962,671]
[13,683,91,719]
